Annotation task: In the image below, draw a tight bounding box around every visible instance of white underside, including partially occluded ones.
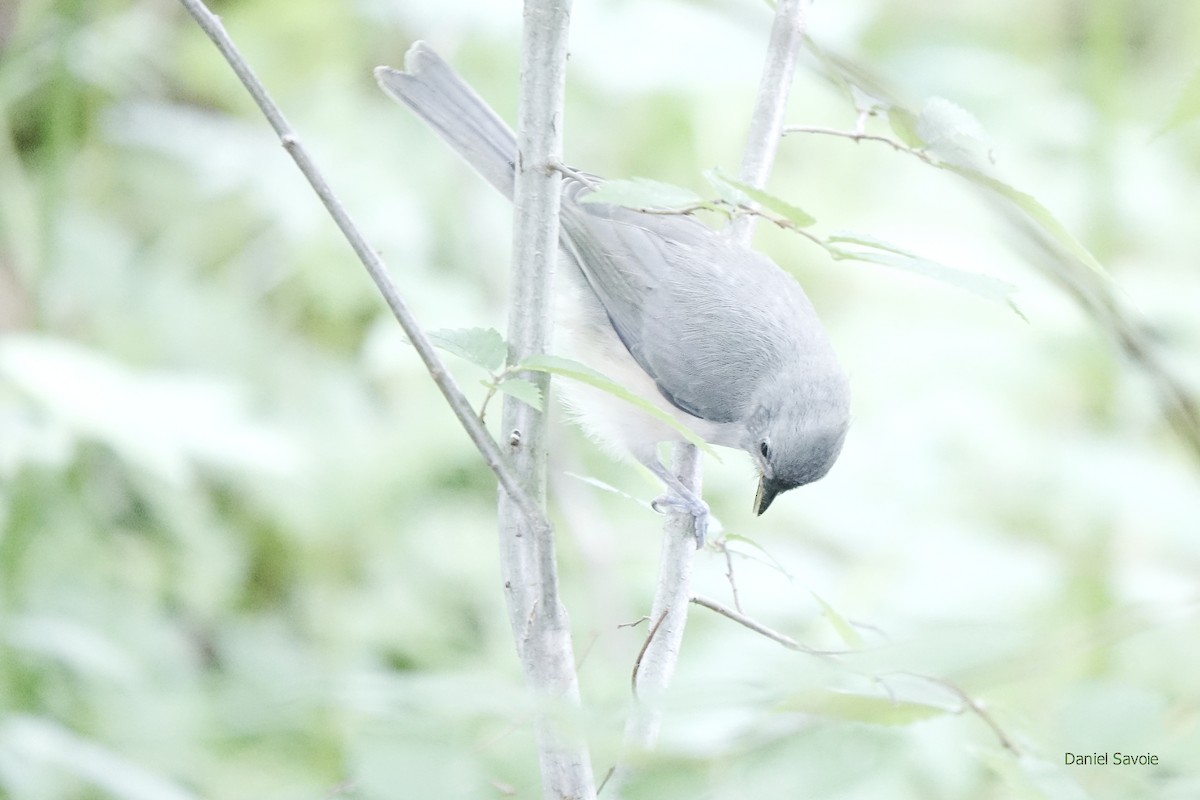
[551,267,742,467]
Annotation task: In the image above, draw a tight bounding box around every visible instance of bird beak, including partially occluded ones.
[753,475,782,516]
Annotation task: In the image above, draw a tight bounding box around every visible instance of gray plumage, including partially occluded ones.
[376,43,850,545]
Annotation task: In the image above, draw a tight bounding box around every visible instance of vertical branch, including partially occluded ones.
[498,1,596,798]
[729,0,809,246]
[608,446,699,795]
[174,0,588,794]
[642,448,701,697]
[609,2,810,793]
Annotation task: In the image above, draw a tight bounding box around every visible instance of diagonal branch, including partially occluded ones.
[173,0,549,535]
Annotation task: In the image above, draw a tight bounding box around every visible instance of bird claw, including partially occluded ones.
[651,492,709,549]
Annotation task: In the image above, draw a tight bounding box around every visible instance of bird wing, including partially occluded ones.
[560,189,820,424]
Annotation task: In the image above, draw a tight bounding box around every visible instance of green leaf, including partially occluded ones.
[810,591,865,649]
[887,107,924,148]
[778,689,952,726]
[1159,64,1200,136]
[580,178,704,210]
[517,354,718,458]
[941,164,1109,278]
[915,97,992,168]
[723,534,795,580]
[564,472,653,508]
[494,376,543,411]
[848,85,887,116]
[801,36,905,111]
[427,327,507,372]
[828,232,1024,317]
[702,168,749,207]
[708,169,817,228]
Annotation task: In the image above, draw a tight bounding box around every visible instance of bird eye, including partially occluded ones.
[759,441,769,458]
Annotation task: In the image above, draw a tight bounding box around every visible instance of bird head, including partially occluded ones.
[745,367,850,515]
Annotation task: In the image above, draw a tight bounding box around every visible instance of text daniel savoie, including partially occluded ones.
[1064,752,1159,766]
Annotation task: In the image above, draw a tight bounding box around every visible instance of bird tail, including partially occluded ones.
[375,43,517,199]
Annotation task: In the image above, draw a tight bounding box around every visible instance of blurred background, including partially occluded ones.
[1,0,1198,797]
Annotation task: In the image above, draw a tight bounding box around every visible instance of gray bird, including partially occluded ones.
[376,43,850,546]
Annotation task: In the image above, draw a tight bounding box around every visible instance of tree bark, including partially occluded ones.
[497,1,597,797]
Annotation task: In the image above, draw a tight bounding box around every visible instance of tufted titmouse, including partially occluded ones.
[376,43,850,546]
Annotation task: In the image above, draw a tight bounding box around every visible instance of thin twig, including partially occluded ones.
[783,124,937,165]
[478,364,521,424]
[747,205,828,247]
[615,203,710,216]
[174,0,549,535]
[690,594,846,656]
[597,197,829,250]
[878,672,1021,755]
[691,599,1016,751]
[951,685,1021,755]
[575,630,601,674]
[596,766,616,797]
[630,610,670,697]
[477,379,500,424]
[716,540,743,613]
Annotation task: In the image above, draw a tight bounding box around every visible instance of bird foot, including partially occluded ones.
[651,492,709,549]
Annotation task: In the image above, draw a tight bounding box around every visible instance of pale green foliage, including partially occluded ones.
[809,590,864,650]
[494,376,544,412]
[0,717,200,800]
[2,0,1199,799]
[427,327,508,372]
[914,96,994,169]
[942,162,1111,277]
[424,325,724,424]
[827,232,1023,315]
[519,353,718,457]
[580,177,705,210]
[887,107,924,148]
[1160,65,1200,135]
[809,38,1113,281]
[707,169,818,227]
